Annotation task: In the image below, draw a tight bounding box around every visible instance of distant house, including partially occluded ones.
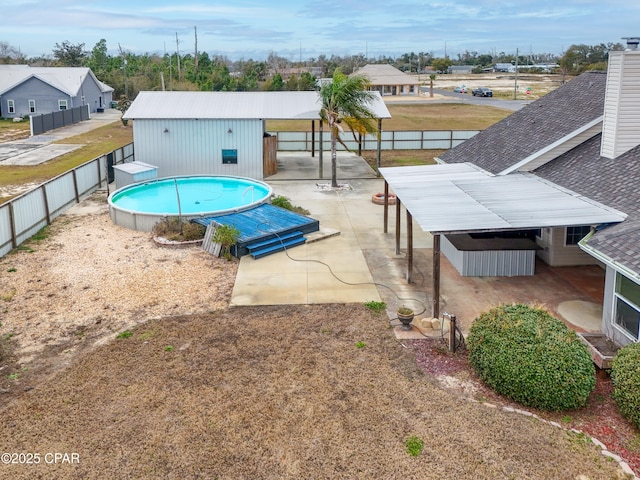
[122,91,390,180]
[352,64,421,96]
[448,65,475,74]
[493,63,515,73]
[435,40,640,346]
[0,65,113,118]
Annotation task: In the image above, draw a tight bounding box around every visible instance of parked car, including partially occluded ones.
[453,86,468,93]
[472,87,493,97]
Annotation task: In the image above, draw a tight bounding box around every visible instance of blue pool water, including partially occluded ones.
[109,176,272,215]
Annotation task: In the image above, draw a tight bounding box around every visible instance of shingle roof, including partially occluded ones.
[439,69,640,275]
[535,136,640,273]
[352,64,420,86]
[0,66,112,96]
[438,71,607,174]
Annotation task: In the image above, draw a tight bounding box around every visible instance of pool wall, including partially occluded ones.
[108,175,273,232]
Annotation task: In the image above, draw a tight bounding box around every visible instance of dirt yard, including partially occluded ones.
[0,191,636,479]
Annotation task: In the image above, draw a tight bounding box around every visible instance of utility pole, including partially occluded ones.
[194,26,198,75]
[176,32,181,81]
[118,43,127,98]
[514,47,519,100]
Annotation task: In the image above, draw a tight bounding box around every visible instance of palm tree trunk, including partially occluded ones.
[331,129,338,188]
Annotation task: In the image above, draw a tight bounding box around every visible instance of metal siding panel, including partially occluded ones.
[44,174,76,213]
[0,205,12,257]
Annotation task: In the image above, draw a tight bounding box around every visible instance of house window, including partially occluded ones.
[29,100,36,113]
[222,149,238,164]
[8,100,15,114]
[58,100,68,111]
[565,226,591,246]
[614,273,640,340]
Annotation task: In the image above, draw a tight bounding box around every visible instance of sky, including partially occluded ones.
[2,0,639,61]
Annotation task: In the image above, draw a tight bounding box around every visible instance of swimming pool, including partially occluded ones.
[108,175,273,231]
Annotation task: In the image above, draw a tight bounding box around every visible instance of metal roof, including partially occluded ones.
[123,91,391,120]
[379,163,627,234]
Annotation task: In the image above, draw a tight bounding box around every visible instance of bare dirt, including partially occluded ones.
[0,191,637,479]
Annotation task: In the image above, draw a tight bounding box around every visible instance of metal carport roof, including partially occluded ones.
[379,163,627,319]
[379,163,627,234]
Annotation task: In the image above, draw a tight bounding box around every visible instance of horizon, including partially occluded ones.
[1,1,638,61]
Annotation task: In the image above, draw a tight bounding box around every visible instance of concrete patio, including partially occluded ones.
[230,152,605,339]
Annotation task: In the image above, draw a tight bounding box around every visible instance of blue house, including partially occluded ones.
[0,65,113,119]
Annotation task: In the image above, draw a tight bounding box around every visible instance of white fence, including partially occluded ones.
[0,143,134,258]
[272,130,479,151]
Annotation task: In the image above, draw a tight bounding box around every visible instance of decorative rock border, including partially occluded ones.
[471,398,638,479]
[152,236,203,249]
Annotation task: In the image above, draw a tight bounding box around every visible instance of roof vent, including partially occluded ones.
[622,37,639,50]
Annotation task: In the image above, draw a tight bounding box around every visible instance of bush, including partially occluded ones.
[467,304,595,411]
[611,342,640,429]
[271,195,310,216]
[152,217,205,241]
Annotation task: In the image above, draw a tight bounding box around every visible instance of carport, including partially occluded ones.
[378,163,627,317]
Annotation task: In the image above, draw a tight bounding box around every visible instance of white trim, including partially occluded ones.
[499,116,603,175]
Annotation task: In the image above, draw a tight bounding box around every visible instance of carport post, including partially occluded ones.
[319,121,324,178]
[376,119,382,177]
[406,209,413,283]
[383,181,389,233]
[311,120,315,157]
[395,198,401,255]
[432,234,441,319]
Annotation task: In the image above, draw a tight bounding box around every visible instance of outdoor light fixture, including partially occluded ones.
[163,128,169,133]
[227,128,233,133]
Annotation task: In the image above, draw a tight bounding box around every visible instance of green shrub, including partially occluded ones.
[467,304,595,411]
[271,195,310,215]
[611,342,640,429]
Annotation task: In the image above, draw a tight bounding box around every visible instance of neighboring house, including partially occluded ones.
[448,65,475,74]
[122,90,390,180]
[0,65,113,118]
[352,64,421,96]
[436,39,640,346]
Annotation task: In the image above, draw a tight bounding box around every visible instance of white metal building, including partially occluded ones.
[123,91,391,179]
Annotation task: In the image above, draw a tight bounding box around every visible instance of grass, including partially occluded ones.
[0,121,132,203]
[266,103,510,132]
[405,436,425,457]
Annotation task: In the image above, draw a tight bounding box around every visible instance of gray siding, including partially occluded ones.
[131,119,265,179]
[2,77,71,118]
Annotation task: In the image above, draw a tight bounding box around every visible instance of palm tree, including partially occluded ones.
[319,69,379,187]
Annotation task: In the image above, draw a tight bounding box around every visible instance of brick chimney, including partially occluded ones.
[600,37,640,159]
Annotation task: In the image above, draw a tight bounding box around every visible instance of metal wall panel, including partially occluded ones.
[133,119,264,178]
[44,174,76,215]
[0,206,12,257]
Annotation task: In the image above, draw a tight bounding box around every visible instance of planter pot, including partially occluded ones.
[397,310,414,330]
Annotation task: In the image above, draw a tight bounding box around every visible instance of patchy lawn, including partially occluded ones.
[0,305,631,480]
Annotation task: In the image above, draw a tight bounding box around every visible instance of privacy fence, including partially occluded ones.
[272,130,479,151]
[0,143,134,258]
[30,105,91,136]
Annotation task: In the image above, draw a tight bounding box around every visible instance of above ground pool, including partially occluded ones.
[108,175,273,231]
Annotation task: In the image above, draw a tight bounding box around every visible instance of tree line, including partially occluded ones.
[0,38,625,100]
